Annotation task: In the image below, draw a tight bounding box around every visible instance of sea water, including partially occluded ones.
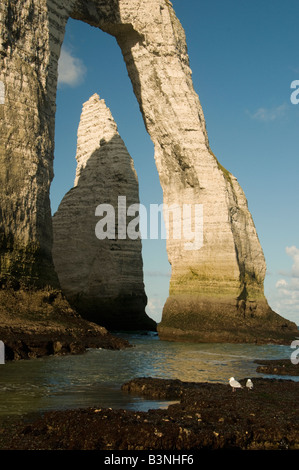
[0,332,297,419]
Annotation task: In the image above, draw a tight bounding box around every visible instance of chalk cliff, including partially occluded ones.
[52,94,154,331]
[0,0,297,342]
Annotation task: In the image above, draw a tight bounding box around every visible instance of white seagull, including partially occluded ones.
[246,379,253,390]
[229,377,242,392]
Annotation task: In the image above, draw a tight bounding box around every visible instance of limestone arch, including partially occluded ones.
[0,0,296,341]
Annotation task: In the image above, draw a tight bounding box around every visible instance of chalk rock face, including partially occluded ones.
[104,0,297,342]
[52,94,155,330]
[0,0,297,341]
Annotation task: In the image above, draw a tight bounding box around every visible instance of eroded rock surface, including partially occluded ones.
[52,94,154,330]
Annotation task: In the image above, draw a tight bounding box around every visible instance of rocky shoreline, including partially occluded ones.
[255,359,299,376]
[0,376,298,451]
[0,287,131,360]
[0,288,298,451]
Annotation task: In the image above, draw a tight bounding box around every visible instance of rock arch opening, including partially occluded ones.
[51,18,167,330]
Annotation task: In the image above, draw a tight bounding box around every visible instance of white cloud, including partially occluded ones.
[58,47,87,87]
[248,103,288,122]
[272,246,299,325]
[276,279,288,288]
[145,297,164,323]
[286,245,299,277]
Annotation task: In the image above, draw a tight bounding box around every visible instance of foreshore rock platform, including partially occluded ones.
[0,287,131,360]
[0,376,298,450]
[255,359,299,376]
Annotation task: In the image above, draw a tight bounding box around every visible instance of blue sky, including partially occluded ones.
[51,0,299,325]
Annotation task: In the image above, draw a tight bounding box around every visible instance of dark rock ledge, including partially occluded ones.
[255,359,299,376]
[0,377,298,450]
[0,287,131,360]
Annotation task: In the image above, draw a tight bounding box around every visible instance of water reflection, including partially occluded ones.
[0,333,296,419]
